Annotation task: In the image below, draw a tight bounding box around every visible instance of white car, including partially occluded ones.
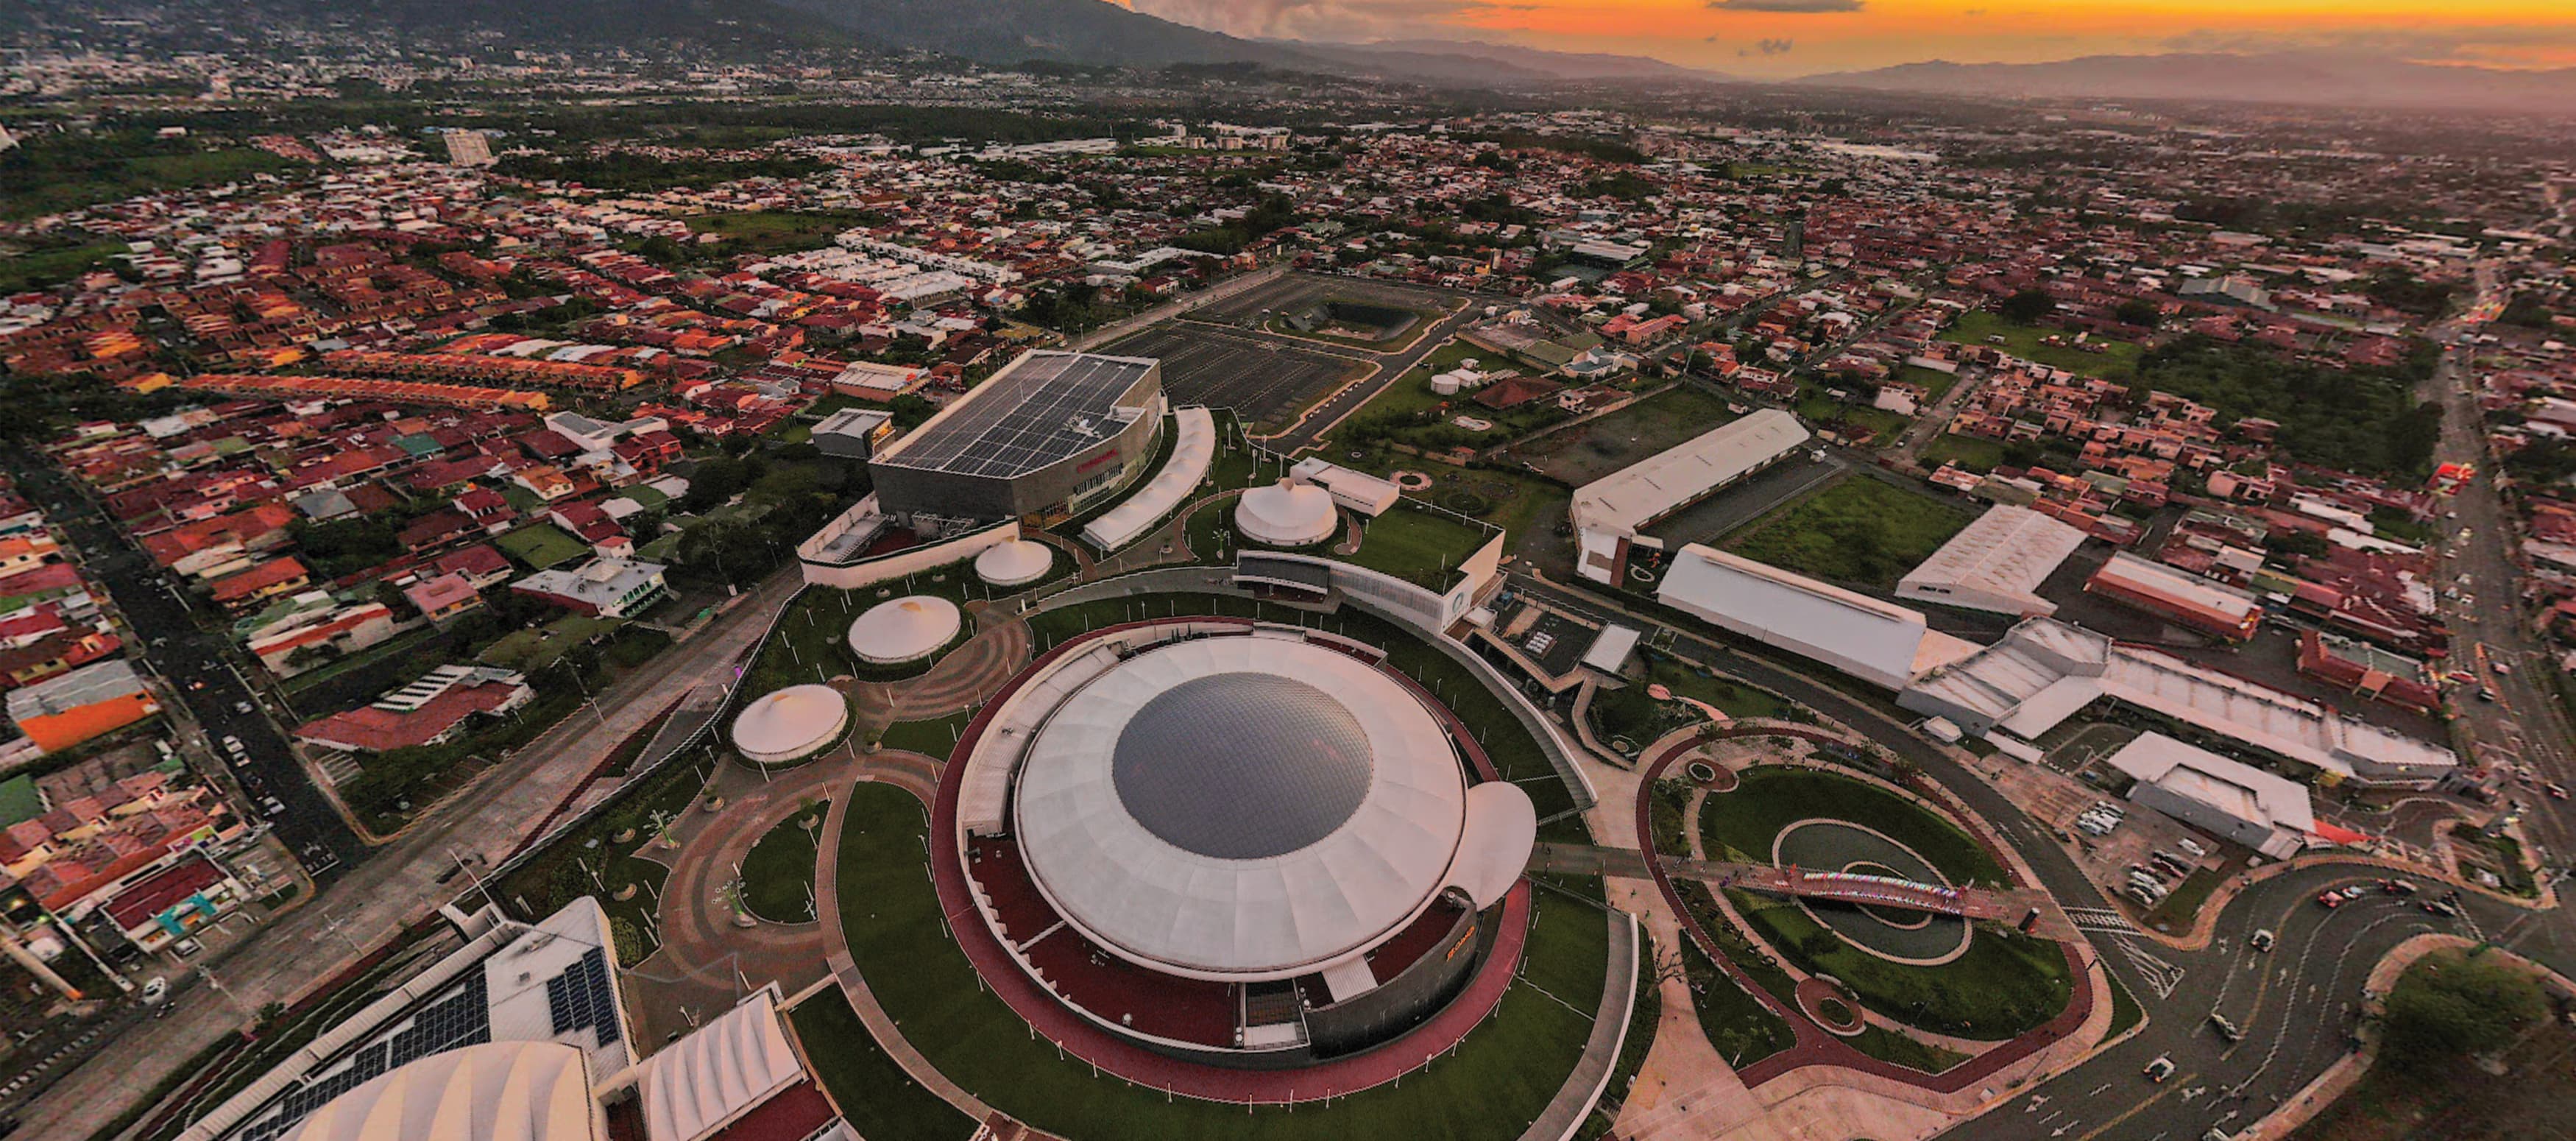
[140,976,169,1004]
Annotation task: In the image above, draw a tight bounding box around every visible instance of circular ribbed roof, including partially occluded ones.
[974,539,1054,587]
[1235,479,1337,547]
[846,596,961,664]
[732,684,849,763]
[1013,637,1467,978]
[1111,674,1372,859]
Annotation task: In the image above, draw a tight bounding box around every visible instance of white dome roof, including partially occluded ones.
[1013,637,1468,980]
[1235,479,1337,547]
[846,596,962,665]
[974,539,1054,587]
[283,1040,595,1141]
[730,684,849,763]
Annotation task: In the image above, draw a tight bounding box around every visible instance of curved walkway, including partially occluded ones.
[917,616,1537,1103]
[634,753,854,1045]
[851,618,1030,727]
[1632,727,2099,1092]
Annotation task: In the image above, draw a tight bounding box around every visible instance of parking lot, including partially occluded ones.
[1189,273,1459,327]
[1100,325,1362,431]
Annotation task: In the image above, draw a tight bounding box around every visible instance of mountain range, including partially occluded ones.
[1797,52,2576,113]
[29,0,2575,112]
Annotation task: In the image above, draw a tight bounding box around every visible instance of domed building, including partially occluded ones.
[1234,478,1338,548]
[973,539,1055,588]
[949,623,1536,1067]
[730,684,850,765]
[845,596,962,665]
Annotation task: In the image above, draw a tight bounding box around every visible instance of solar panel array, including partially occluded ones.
[235,972,492,1141]
[544,947,620,1045]
[878,353,1150,479]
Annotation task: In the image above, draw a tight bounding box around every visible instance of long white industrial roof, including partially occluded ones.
[2103,732,2315,833]
[1897,504,2087,614]
[1013,637,1470,979]
[1568,408,1809,539]
[1657,544,1972,690]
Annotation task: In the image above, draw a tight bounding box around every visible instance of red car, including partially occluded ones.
[2317,889,2346,909]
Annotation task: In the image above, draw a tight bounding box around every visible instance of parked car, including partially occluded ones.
[140,976,168,1004]
[2144,1056,2176,1083]
[2250,929,2275,952]
[2379,880,2418,896]
[233,700,254,715]
[2316,889,2346,909]
[2209,1013,2245,1043]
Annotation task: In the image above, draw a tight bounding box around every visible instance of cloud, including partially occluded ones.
[1737,38,1795,57]
[1130,0,1502,41]
[1705,0,1864,13]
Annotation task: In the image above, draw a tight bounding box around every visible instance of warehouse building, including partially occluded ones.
[2086,552,2263,641]
[1897,504,2088,617]
[2103,732,2315,859]
[1569,409,1811,584]
[869,350,1164,534]
[1657,545,1978,691]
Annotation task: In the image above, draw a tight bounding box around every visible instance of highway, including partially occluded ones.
[6,456,366,876]
[1510,572,2576,1141]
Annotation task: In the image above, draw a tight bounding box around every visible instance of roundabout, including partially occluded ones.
[1772,820,1971,965]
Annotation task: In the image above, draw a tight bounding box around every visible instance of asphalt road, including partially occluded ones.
[7,458,364,876]
[2423,269,2576,859]
[1510,572,2576,1141]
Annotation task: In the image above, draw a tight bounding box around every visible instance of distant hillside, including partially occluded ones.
[1797,52,2576,113]
[15,0,875,53]
[1297,38,1732,85]
[774,0,1306,68]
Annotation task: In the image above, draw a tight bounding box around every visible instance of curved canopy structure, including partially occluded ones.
[1013,637,1467,979]
[1234,479,1338,548]
[282,1040,595,1141]
[974,539,1055,588]
[846,596,962,665]
[1443,782,1538,910]
[731,684,849,764]
[637,990,802,1141]
[1082,406,1216,551]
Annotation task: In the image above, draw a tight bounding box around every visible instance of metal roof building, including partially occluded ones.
[1896,504,2088,617]
[1011,636,1527,980]
[1657,544,1977,691]
[2103,732,2315,858]
[870,350,1164,528]
[1569,409,1811,584]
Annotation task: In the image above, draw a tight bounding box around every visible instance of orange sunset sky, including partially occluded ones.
[1119,0,2576,77]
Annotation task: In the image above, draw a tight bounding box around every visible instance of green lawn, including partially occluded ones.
[683,210,871,255]
[0,237,127,294]
[874,710,972,758]
[1893,364,1963,403]
[1920,432,2010,473]
[495,523,590,570]
[1791,389,1910,446]
[740,799,829,924]
[789,988,981,1141]
[1846,1023,1969,1073]
[2142,867,2223,933]
[1720,476,1972,589]
[1505,385,1740,487]
[1344,501,1498,592]
[1730,891,2072,1040]
[1587,656,1790,752]
[1321,338,1482,443]
[835,782,1606,1140]
[1698,766,2009,887]
[1940,311,2141,381]
[1337,451,1568,548]
[478,615,626,672]
[1675,922,1797,1068]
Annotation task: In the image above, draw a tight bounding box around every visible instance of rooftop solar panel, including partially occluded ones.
[877,353,1153,480]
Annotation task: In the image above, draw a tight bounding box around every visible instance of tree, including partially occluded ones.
[2000,289,2056,325]
[2115,299,2162,328]
[2380,952,2547,1071]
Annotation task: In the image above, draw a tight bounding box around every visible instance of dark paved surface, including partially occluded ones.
[1100,323,1359,428]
